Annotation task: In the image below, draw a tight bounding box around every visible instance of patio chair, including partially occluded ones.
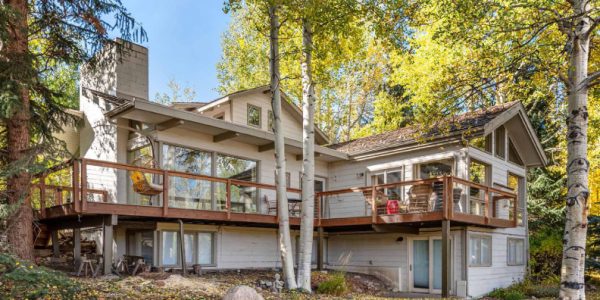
[130,155,163,197]
[408,184,436,213]
[263,195,277,215]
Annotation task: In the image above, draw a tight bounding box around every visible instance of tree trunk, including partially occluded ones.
[3,0,34,260]
[297,18,315,292]
[560,0,592,298]
[268,3,297,290]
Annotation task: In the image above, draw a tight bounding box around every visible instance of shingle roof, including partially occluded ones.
[328,101,520,155]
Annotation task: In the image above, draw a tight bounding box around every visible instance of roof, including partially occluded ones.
[328,101,521,156]
[170,102,207,111]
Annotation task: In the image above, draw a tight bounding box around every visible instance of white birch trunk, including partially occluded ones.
[297,18,315,292]
[560,0,593,298]
[268,3,297,290]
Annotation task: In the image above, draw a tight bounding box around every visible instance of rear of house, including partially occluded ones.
[35,39,547,298]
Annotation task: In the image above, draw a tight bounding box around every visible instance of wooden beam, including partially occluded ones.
[157,118,184,131]
[73,228,81,271]
[213,131,239,143]
[179,219,187,276]
[102,216,114,275]
[442,220,451,298]
[51,230,60,258]
[258,142,275,152]
[317,227,324,270]
[46,215,111,231]
[371,224,419,234]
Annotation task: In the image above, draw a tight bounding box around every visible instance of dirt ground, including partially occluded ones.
[72,270,417,300]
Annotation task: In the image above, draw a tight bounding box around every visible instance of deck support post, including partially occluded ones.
[51,230,60,258]
[442,219,451,297]
[73,228,81,270]
[179,219,187,276]
[102,215,116,275]
[317,227,324,270]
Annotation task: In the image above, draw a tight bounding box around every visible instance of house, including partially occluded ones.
[35,39,547,298]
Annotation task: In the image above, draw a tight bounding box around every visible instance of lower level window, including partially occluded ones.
[507,238,525,265]
[161,231,215,266]
[469,235,492,266]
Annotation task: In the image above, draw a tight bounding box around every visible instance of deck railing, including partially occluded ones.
[31,159,518,228]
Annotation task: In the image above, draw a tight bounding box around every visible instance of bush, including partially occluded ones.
[0,253,80,299]
[316,272,347,296]
[487,287,526,300]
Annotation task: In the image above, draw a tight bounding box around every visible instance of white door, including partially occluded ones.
[409,237,451,294]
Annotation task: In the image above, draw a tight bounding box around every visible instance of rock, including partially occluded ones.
[222,285,264,300]
[155,280,166,287]
[265,281,273,287]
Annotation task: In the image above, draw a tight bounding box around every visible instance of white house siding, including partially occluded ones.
[229,93,303,141]
[466,227,527,298]
[327,229,464,294]
[326,145,464,218]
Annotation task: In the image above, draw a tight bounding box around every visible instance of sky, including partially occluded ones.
[119,0,231,101]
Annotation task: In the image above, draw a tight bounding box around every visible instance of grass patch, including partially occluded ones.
[316,272,348,296]
[0,253,80,299]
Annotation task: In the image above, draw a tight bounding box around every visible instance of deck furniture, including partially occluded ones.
[407,184,437,213]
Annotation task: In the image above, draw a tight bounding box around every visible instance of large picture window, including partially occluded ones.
[160,231,215,266]
[469,235,492,267]
[162,144,213,209]
[217,154,258,212]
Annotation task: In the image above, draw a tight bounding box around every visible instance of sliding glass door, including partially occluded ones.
[410,237,450,294]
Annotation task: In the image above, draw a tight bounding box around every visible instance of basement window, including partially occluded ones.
[469,235,492,267]
[507,238,525,266]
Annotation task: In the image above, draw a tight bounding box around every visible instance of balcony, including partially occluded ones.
[31,159,519,229]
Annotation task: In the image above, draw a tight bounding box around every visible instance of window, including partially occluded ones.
[469,235,492,266]
[217,154,258,212]
[469,160,490,215]
[268,110,274,132]
[127,144,154,205]
[160,231,215,266]
[162,144,213,209]
[508,139,524,166]
[417,160,453,179]
[470,134,492,153]
[247,104,262,128]
[495,126,506,159]
[507,238,525,265]
[161,231,179,266]
[508,173,525,226]
[373,168,403,200]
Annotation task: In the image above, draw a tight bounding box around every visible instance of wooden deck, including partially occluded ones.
[32,159,519,230]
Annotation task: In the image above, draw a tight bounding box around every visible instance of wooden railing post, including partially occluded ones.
[81,159,87,212]
[442,176,450,220]
[40,175,46,218]
[163,170,169,217]
[226,179,232,220]
[513,194,518,227]
[484,187,490,225]
[371,184,377,223]
[72,160,80,212]
[447,177,454,219]
[56,188,63,206]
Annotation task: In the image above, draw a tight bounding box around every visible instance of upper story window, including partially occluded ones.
[471,134,492,153]
[495,126,506,159]
[417,160,454,179]
[247,104,262,128]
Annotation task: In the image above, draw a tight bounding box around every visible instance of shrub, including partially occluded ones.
[0,253,80,299]
[316,272,347,296]
[487,288,526,300]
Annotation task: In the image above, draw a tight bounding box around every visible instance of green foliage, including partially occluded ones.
[529,228,563,281]
[0,254,80,299]
[487,278,560,300]
[316,272,347,296]
[154,79,198,105]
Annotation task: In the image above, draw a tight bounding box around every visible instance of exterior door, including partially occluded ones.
[409,237,450,294]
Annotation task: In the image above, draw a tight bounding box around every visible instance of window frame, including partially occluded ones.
[507,237,525,266]
[494,126,506,160]
[159,230,217,267]
[247,104,262,128]
[469,234,492,267]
